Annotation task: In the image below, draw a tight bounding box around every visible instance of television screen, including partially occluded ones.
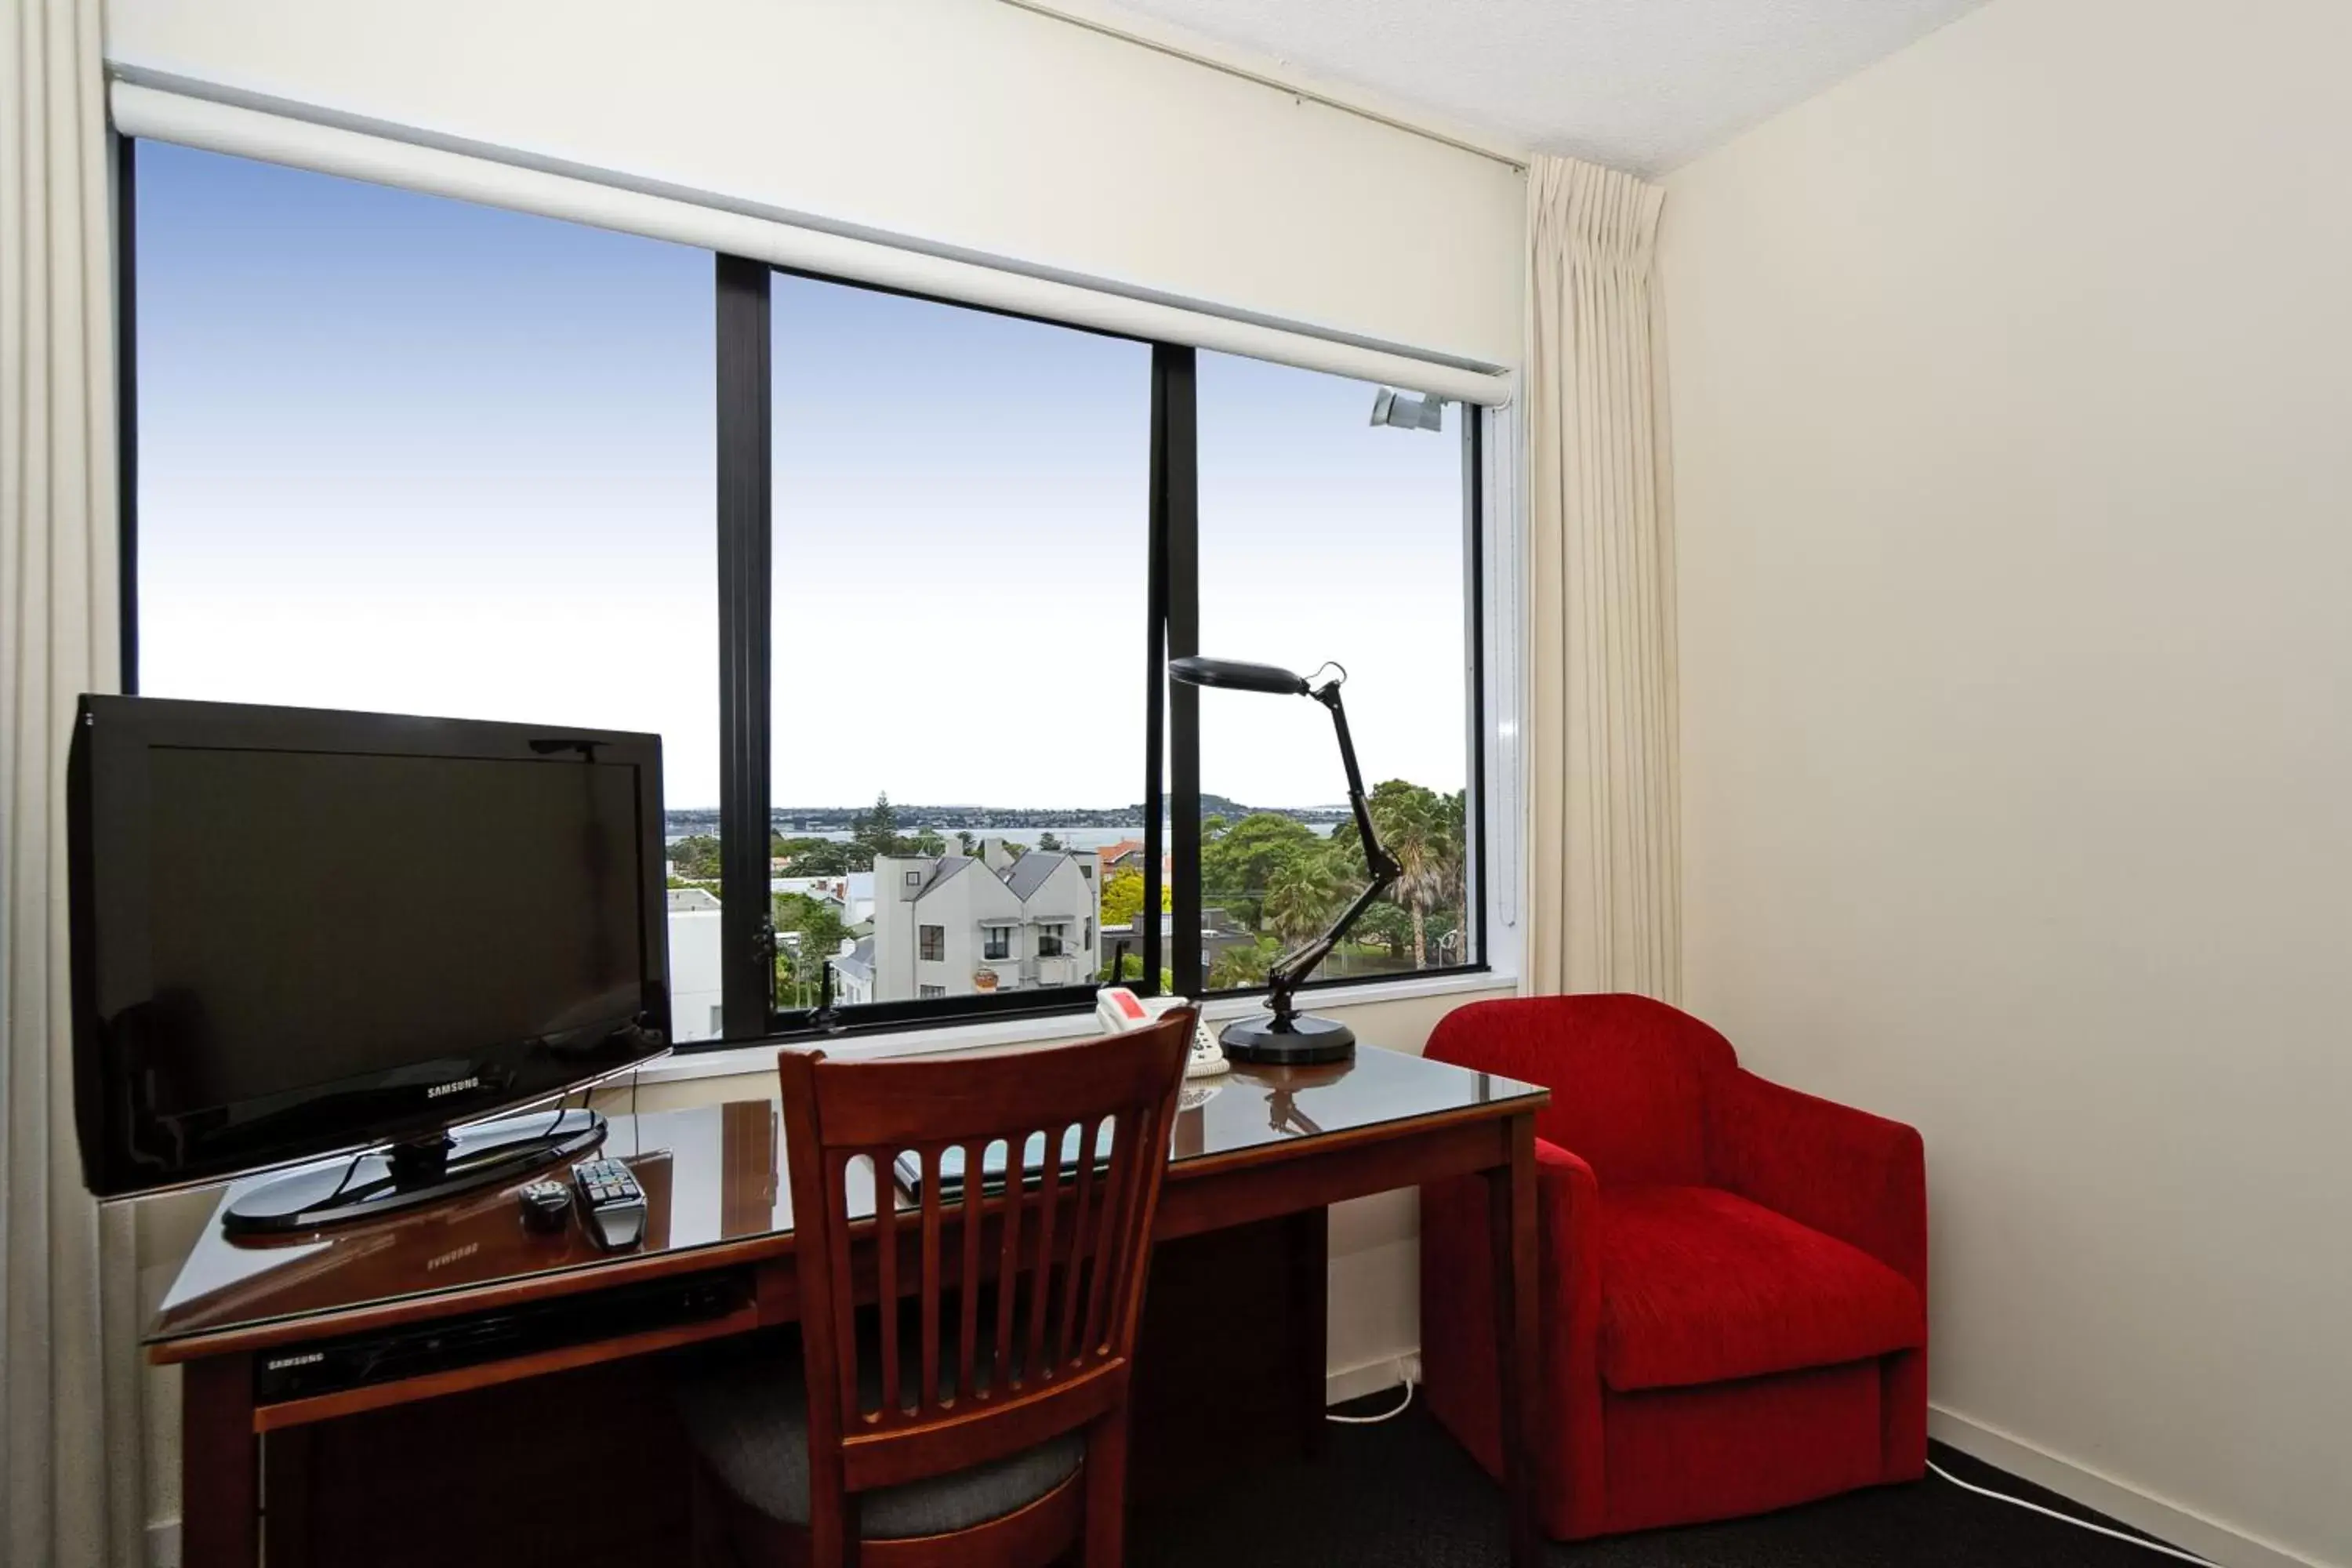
[70,697,671,1199]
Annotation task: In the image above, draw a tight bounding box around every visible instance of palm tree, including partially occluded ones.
[1262,851,1348,947]
[1207,942,1272,990]
[1368,782,1448,969]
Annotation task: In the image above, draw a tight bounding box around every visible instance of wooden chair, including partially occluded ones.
[671,1010,1195,1567]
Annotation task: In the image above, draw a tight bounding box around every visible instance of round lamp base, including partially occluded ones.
[1218,1012,1357,1066]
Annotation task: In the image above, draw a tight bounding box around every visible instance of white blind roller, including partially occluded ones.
[103,0,1523,402]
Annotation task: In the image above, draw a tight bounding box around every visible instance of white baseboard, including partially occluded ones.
[1326,1350,1417,1406]
[146,1519,180,1568]
[1928,1405,2334,1568]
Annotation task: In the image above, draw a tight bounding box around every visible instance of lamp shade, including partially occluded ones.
[1167,655,1310,696]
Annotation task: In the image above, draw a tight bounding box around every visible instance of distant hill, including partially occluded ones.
[664,795,1348,838]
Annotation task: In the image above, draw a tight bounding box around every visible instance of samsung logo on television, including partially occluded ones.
[267,1352,324,1371]
[425,1076,481,1099]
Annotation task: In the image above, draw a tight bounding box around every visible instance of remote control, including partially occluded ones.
[518,1179,571,1232]
[571,1158,647,1250]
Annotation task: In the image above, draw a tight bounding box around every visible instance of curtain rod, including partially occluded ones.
[996,0,1530,172]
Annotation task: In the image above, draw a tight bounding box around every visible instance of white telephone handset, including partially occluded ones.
[1096,987,1229,1081]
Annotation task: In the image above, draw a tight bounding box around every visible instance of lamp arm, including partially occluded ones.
[1263,681,1399,1029]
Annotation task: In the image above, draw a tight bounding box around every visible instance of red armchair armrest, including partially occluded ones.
[1704,1067,1927,1292]
[1421,1136,1608,1541]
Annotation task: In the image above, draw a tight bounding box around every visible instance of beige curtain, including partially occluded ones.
[1524,154,1682,1000]
[2,2,148,1566]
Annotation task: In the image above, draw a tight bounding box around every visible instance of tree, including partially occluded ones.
[666,833,722,881]
[1364,779,1451,969]
[913,828,947,856]
[1037,830,1064,852]
[1352,900,1414,960]
[955,829,977,855]
[1097,868,1169,931]
[772,834,863,875]
[1262,848,1348,946]
[771,891,849,1010]
[1200,811,1322,932]
[1098,952,1175,991]
[1207,941,1272,991]
[1357,779,1465,970]
[849,792,902,859]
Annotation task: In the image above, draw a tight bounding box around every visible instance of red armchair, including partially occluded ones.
[1420,995,1926,1540]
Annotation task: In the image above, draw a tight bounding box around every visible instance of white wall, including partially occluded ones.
[1661,1,2352,1563]
[101,0,1524,372]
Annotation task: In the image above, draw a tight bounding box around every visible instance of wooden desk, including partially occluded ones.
[151,1047,1548,1567]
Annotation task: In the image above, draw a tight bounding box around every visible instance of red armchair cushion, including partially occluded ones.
[1597,1185,1926,1393]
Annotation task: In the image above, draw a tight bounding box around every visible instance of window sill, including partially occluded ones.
[635,967,1520,1087]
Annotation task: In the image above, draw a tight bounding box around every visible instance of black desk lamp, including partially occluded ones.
[1168,655,1399,1065]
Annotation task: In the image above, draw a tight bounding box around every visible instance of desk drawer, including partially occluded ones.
[256,1267,753,1405]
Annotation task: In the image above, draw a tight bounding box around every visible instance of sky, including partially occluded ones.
[136,142,1468,811]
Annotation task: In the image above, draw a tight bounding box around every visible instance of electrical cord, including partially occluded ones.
[1927,1461,2216,1565]
[1325,1375,1414,1425]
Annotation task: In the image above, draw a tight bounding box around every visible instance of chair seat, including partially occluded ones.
[670,1333,1083,1541]
[1597,1185,1925,1393]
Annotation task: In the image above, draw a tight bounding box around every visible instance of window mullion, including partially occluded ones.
[715,255,774,1040]
[1160,347,1203,998]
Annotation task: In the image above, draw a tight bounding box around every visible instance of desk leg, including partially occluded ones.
[181,1353,259,1568]
[1285,1206,1329,1458]
[1486,1114,1541,1568]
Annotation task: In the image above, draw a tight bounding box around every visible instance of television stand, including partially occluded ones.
[222,1109,604,1238]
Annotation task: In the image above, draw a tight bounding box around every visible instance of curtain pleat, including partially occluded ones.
[2,2,148,1565]
[1525,155,1681,1000]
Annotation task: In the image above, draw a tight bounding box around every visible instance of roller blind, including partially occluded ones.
[103,0,1523,404]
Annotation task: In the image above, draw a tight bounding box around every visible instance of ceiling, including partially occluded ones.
[1099,0,1990,173]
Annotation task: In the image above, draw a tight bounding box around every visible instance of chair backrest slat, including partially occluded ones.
[918,1146,944,1410]
[774,1012,1192,1488]
[1053,1120,1100,1371]
[1025,1130,1064,1381]
[956,1136,985,1403]
[873,1152,901,1419]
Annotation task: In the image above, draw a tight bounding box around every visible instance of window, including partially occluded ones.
[764,271,1146,1022]
[126,142,724,1040]
[125,140,1486,1051]
[1190,352,1477,993]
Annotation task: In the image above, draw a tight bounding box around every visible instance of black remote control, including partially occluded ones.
[571,1158,648,1250]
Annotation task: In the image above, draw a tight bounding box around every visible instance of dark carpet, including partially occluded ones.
[1133,1394,2192,1567]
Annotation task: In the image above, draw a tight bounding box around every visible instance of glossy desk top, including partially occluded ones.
[148,1044,1545,1354]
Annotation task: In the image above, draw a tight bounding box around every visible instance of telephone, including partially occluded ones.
[1096,987,1229,1080]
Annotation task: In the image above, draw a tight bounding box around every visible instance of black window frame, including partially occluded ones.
[917,924,946,963]
[114,137,1488,1054]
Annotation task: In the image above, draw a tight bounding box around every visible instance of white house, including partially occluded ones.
[663,885,724,1044]
[856,843,1099,1004]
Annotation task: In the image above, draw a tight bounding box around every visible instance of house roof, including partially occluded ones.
[1001,851,1069,902]
[833,935,875,983]
[917,856,975,896]
[1098,839,1146,865]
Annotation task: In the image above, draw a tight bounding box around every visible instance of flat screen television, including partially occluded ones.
[68,695,672,1232]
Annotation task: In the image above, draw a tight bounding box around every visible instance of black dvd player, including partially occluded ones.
[255,1267,750,1404]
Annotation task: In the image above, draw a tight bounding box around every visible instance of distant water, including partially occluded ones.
[667,822,1335,848]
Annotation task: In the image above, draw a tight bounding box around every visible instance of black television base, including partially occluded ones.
[1218,1012,1357,1066]
[223,1109,606,1238]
